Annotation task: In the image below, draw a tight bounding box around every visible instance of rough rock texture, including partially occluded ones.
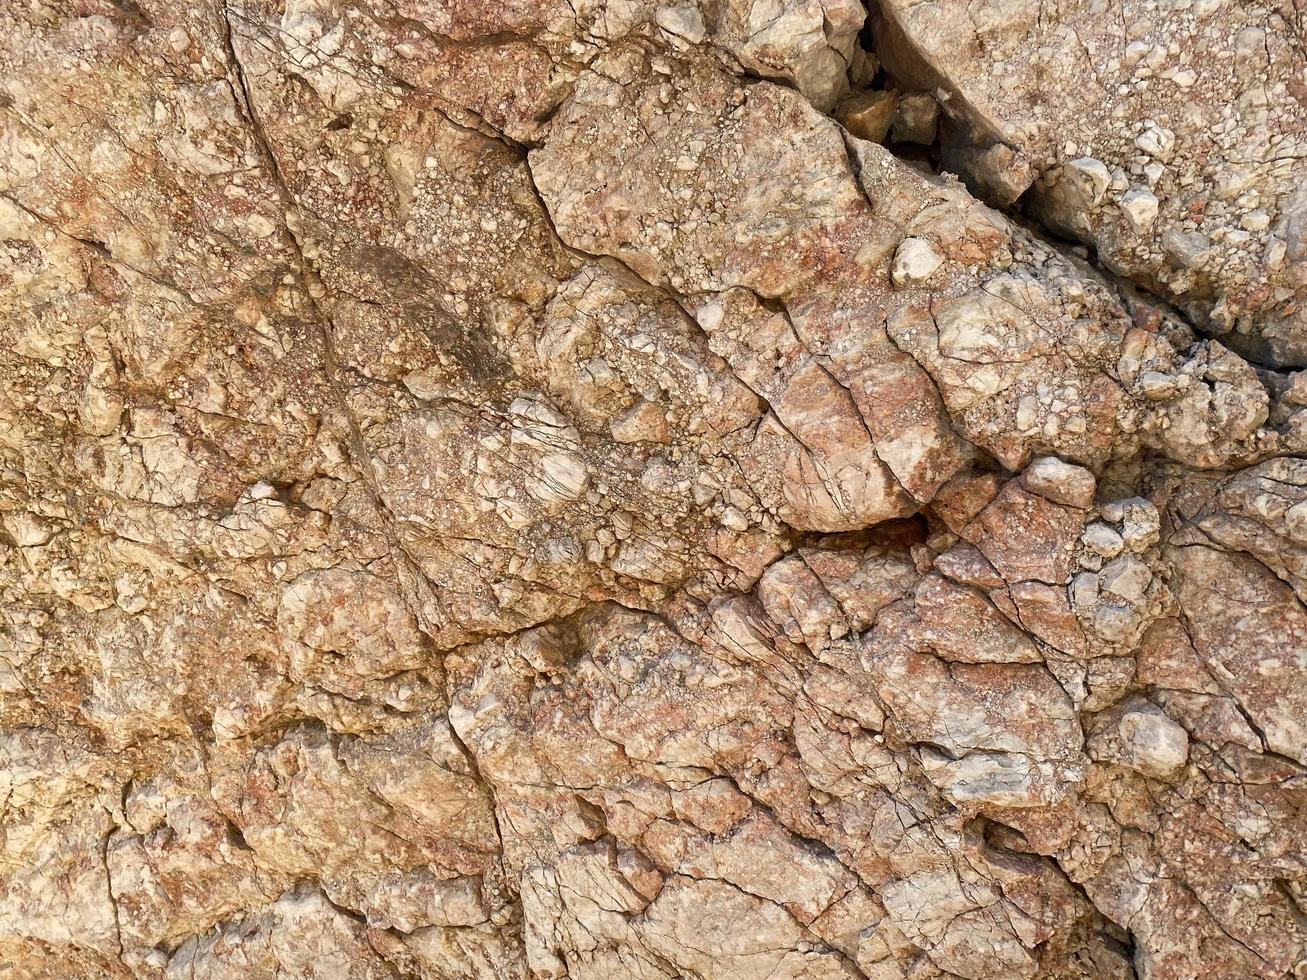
[0,1,1303,979]
[874,0,1307,368]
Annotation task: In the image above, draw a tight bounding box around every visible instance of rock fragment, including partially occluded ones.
[890,237,944,287]
[1021,456,1097,509]
[1088,697,1190,778]
[835,90,899,143]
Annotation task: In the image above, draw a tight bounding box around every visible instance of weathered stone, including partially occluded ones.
[890,237,944,288]
[1022,456,1097,509]
[890,92,940,144]
[876,0,1307,366]
[835,90,899,144]
[1,3,1303,977]
[1088,697,1189,778]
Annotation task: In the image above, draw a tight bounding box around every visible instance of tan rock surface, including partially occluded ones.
[0,1,1303,978]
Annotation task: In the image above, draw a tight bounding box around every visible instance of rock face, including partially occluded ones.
[0,2,1303,979]
[874,0,1307,368]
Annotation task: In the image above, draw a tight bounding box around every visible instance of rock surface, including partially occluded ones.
[0,1,1303,979]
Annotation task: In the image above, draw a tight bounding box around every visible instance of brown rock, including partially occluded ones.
[1,3,1302,977]
[836,90,899,143]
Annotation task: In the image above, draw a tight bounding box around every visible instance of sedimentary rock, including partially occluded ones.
[873,0,1307,368]
[0,1,1303,978]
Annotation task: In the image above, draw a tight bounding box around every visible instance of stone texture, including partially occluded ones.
[0,2,1304,979]
[874,0,1307,368]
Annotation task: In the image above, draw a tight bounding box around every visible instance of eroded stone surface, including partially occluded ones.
[1,2,1304,979]
[874,0,1307,368]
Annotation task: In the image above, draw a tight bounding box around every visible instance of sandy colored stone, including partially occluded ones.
[0,2,1303,978]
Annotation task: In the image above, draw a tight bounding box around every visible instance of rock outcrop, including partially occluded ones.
[0,1,1303,978]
